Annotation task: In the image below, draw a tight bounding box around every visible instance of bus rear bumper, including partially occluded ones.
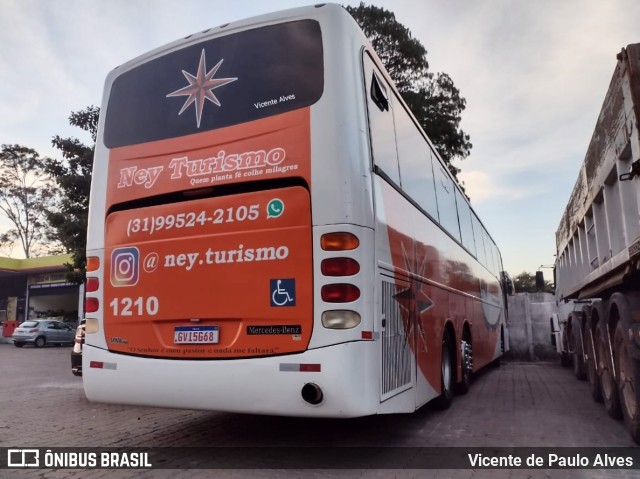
[83,341,379,417]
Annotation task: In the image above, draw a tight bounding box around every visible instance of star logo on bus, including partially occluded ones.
[166,49,238,128]
[394,243,434,315]
[393,243,433,348]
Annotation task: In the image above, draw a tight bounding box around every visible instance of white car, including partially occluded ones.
[11,320,75,348]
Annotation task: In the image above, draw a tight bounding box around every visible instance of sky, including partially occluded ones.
[1,0,638,277]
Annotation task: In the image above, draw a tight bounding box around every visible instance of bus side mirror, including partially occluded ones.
[535,271,545,291]
[501,271,515,296]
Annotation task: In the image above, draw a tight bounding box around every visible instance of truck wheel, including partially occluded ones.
[614,321,640,444]
[572,319,587,380]
[595,322,622,419]
[584,326,603,403]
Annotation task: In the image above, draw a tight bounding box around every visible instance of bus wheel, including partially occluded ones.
[614,321,640,444]
[596,320,622,419]
[433,332,454,409]
[456,339,473,394]
[572,317,586,380]
[584,325,603,403]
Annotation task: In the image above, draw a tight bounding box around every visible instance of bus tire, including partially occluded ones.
[572,315,587,380]
[433,331,454,409]
[596,318,622,419]
[614,319,640,443]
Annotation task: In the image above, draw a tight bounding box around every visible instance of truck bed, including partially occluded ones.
[555,44,640,300]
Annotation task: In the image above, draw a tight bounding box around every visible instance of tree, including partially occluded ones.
[346,2,472,180]
[513,271,553,293]
[45,106,99,283]
[0,144,60,257]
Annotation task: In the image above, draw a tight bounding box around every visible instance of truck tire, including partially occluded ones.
[614,316,640,443]
[572,318,587,380]
[596,319,622,419]
[584,323,603,403]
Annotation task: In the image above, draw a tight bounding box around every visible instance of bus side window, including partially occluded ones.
[456,188,476,257]
[483,229,497,275]
[472,213,487,267]
[393,94,439,221]
[370,72,389,111]
[364,55,400,186]
[433,157,461,242]
[491,241,502,277]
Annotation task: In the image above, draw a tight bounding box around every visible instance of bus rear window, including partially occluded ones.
[104,20,323,148]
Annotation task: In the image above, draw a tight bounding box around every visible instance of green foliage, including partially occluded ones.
[513,271,553,294]
[45,106,99,283]
[346,2,472,181]
[0,144,60,257]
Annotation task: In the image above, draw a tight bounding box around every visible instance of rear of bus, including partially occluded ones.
[83,5,379,416]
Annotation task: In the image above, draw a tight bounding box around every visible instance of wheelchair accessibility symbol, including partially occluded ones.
[270,278,296,307]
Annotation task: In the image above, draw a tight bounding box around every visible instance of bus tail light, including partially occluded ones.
[85,318,99,334]
[321,284,360,303]
[87,256,100,272]
[320,232,359,251]
[85,298,99,313]
[322,310,361,329]
[321,258,360,276]
[86,277,99,292]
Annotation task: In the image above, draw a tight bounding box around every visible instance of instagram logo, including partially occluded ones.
[111,247,140,287]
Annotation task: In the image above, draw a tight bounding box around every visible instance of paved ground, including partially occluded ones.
[0,341,636,478]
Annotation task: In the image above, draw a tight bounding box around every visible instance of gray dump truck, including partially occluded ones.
[552,43,640,444]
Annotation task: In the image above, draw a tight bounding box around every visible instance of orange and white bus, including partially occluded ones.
[84,3,509,416]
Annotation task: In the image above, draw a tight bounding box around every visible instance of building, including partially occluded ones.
[0,254,83,325]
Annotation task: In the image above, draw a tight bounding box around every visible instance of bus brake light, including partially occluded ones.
[321,284,360,303]
[321,258,360,276]
[85,298,99,313]
[86,277,99,292]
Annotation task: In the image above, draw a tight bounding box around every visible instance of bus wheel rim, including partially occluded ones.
[442,343,452,391]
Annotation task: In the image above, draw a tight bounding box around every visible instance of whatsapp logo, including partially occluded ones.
[266,198,285,219]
